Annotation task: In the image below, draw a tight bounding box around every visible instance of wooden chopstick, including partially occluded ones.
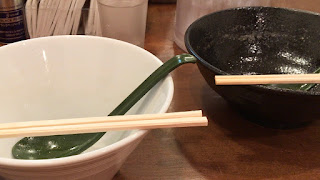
[215,74,320,85]
[0,111,207,138]
[0,110,202,130]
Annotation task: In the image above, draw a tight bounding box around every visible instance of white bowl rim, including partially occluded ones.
[0,35,174,167]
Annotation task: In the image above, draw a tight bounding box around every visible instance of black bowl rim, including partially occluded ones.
[185,6,320,96]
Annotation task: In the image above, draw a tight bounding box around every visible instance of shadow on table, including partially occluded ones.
[173,82,320,179]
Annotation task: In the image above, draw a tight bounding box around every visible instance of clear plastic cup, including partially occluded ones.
[97,0,148,48]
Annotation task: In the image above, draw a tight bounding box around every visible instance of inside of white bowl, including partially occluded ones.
[0,36,173,159]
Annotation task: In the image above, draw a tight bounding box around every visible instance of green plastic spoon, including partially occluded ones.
[12,54,197,160]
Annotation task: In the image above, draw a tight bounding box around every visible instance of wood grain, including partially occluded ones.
[1,3,319,180]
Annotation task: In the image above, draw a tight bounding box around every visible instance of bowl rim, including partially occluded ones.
[185,6,320,96]
[0,35,174,167]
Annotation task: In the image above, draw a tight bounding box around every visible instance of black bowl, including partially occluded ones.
[185,7,320,129]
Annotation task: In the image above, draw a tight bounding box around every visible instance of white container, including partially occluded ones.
[0,35,174,180]
[174,0,271,51]
[97,0,148,48]
[271,0,320,13]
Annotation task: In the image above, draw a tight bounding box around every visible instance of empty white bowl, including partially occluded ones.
[0,35,174,180]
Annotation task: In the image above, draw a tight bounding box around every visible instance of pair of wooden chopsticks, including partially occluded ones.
[0,110,207,138]
[215,74,320,85]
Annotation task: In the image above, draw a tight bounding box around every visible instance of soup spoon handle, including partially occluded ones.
[12,54,197,159]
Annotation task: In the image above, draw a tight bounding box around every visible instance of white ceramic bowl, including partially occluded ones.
[0,36,174,180]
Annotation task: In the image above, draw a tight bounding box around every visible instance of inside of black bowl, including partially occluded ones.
[186,7,320,90]
[185,7,320,129]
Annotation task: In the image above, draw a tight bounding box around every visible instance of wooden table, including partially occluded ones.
[0,3,319,180]
[113,4,320,180]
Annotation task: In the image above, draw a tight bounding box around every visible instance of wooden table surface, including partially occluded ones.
[113,4,320,180]
[0,3,319,180]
